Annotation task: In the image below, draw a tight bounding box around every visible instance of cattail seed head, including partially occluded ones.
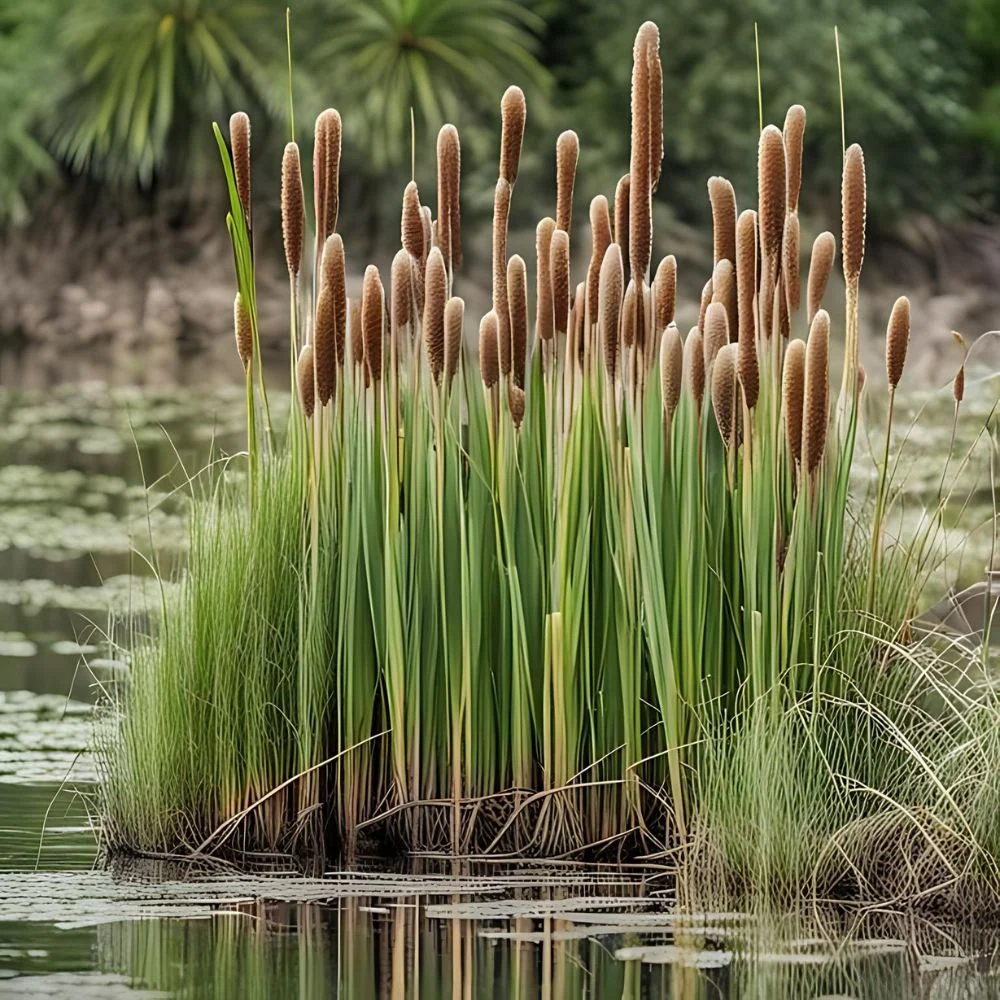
[536,218,556,342]
[499,85,526,185]
[703,301,729,373]
[653,254,676,334]
[708,176,737,266]
[508,384,526,429]
[782,338,806,464]
[660,322,683,420]
[401,181,424,259]
[437,124,462,272]
[783,104,806,214]
[234,292,252,370]
[444,296,464,387]
[320,235,347,370]
[492,178,512,373]
[842,144,866,285]
[297,343,315,418]
[361,265,384,384]
[712,343,737,446]
[629,23,657,282]
[314,288,337,405]
[599,243,624,382]
[480,311,500,389]
[424,247,448,382]
[954,365,965,403]
[802,309,830,474]
[229,112,251,222]
[807,231,835,323]
[698,278,713,333]
[391,249,414,341]
[622,280,637,351]
[314,108,342,244]
[647,26,664,193]
[735,208,758,368]
[421,205,433,253]
[281,142,305,278]
[614,174,630,267]
[551,228,571,336]
[586,195,613,327]
[783,213,800,316]
[712,258,737,342]
[507,254,528,387]
[556,130,580,236]
[758,125,786,268]
[685,327,705,409]
[571,281,586,366]
[350,298,363,369]
[885,295,910,389]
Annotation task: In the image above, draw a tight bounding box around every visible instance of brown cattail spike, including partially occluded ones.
[954,365,965,403]
[758,125,786,270]
[783,338,806,464]
[281,142,305,278]
[708,176,737,267]
[551,228,571,336]
[492,178,512,375]
[783,213,800,316]
[391,249,413,341]
[480,312,500,389]
[499,86,526,185]
[586,196,613,327]
[735,210,758,400]
[424,247,447,383]
[783,105,806,214]
[314,286,337,405]
[314,109,342,245]
[886,296,910,390]
[703,301,729,373]
[646,26,663,193]
[297,344,315,418]
[802,310,830,475]
[229,112,251,223]
[698,278,713,334]
[614,174,630,267]
[807,231,835,323]
[622,280,637,351]
[507,254,528,387]
[712,258,737,342]
[234,292,253,370]
[842,144,867,285]
[444,296,464,388]
[685,328,705,409]
[629,23,657,282]
[508,384,526,429]
[361,266,385,384]
[660,322,683,420]
[536,218,556,342]
[437,124,462,273]
[653,255,676,334]
[350,298,363,369]
[712,343,737,446]
[401,181,424,259]
[555,130,580,236]
[598,244,624,382]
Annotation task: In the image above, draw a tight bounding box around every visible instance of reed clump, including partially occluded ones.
[101,20,999,915]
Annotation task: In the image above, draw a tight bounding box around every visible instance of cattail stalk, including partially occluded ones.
[614,174,630,273]
[313,109,342,288]
[444,296,464,390]
[437,124,462,275]
[783,212,800,318]
[841,143,866,401]
[712,343,737,448]
[653,255,676,335]
[660,322,683,424]
[556,131,580,237]
[703,301,729,374]
[424,247,448,383]
[586,196,613,330]
[708,176,737,267]
[499,86,526,185]
[712,258,737,343]
[801,310,830,477]
[599,244,624,384]
[782,338,806,466]
[783,105,806,214]
[361,265,384,385]
[758,125,785,338]
[493,179,513,376]
[230,112,251,225]
[629,24,657,283]
[297,343,315,418]
[234,292,253,370]
[551,228,571,337]
[536,218,556,349]
[685,327,705,409]
[807,231,835,323]
[281,143,305,280]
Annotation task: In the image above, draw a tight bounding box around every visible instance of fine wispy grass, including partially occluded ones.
[99,19,999,910]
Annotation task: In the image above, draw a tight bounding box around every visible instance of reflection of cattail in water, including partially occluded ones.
[234,293,252,370]
[556,131,579,237]
[712,343,737,447]
[802,310,830,476]
[660,323,683,423]
[444,296,464,390]
[536,218,555,344]
[807,231,835,324]
[551,229,571,337]
[507,254,528,387]
[685,327,705,409]
[586,196,613,328]
[281,142,305,279]
[436,124,461,273]
[424,247,447,384]
[362,266,384,386]
[297,344,315,418]
[229,112,251,223]
[653,255,676,335]
[500,86,526,185]
[783,104,806,214]
[480,312,500,389]
[599,244,624,383]
[736,210,758,409]
[782,338,805,467]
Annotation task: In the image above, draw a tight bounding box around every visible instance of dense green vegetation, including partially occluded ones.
[2,0,998,232]
[99,18,1000,914]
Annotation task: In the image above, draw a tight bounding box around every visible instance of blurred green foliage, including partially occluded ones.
[0,0,996,229]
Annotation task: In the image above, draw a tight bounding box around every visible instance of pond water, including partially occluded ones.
[0,347,998,997]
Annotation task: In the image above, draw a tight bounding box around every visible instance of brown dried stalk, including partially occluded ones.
[685,327,705,409]
[712,343,737,446]
[622,280,637,351]
[297,343,315,418]
[391,249,413,342]
[703,301,729,373]
[401,181,424,260]
[758,125,786,272]
[629,23,657,281]
[842,144,866,286]
[321,234,347,368]
[508,384,526,429]
[660,322,683,421]
[614,174,630,268]
[493,178,512,375]
[586,196,613,327]
[314,286,337,405]
[783,212,800,316]
[313,108,342,249]
[712,258,737,342]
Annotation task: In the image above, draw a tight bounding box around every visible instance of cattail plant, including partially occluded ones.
[660,322,683,423]
[614,174,630,268]
[436,125,462,275]
[587,196,613,329]
[708,176,737,266]
[556,130,579,236]
[628,22,659,284]
[653,255,676,334]
[313,108,342,278]
[297,343,315,418]
[444,296,464,390]
[783,213,800,317]
[807,231,835,323]
[361,266,384,385]
[493,179,513,375]
[736,209,758,409]
[479,311,500,390]
[757,125,786,339]
[425,248,448,383]
[536,218,556,346]
[234,292,253,370]
[841,143,866,401]
[281,143,305,281]
[230,112,251,224]
[685,327,706,409]
[499,86,526,185]
[783,104,806,214]
[712,343,738,448]
[703,302,729,373]
[507,254,528,387]
[551,228,571,336]
[801,310,830,477]
[599,244,624,383]
[782,338,806,467]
